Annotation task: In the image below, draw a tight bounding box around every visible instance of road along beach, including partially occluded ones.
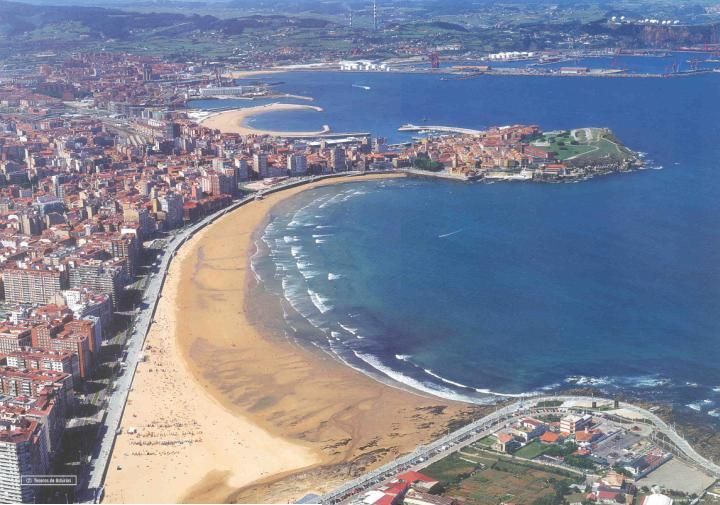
[103,173,480,503]
[200,103,330,137]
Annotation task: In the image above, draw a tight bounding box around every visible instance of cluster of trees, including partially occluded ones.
[413,154,444,172]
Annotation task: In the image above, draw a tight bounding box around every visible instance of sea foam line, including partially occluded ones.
[351,350,482,404]
[423,368,472,389]
[308,289,333,314]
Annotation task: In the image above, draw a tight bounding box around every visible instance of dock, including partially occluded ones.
[398,124,483,135]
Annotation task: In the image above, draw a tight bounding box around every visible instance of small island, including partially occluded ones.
[403,125,642,182]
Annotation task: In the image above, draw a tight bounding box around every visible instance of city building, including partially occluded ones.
[2,268,68,305]
[5,349,80,383]
[159,192,184,229]
[560,413,592,434]
[287,154,308,176]
[0,414,49,504]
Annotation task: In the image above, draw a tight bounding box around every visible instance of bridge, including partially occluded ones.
[319,395,720,504]
[398,123,483,135]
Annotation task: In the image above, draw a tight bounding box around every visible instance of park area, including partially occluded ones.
[531,127,636,164]
[422,447,581,505]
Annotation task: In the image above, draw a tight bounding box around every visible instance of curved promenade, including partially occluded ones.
[320,395,720,504]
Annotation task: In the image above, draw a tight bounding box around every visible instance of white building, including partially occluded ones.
[287,154,308,176]
[253,153,268,178]
[339,60,389,71]
[0,416,49,503]
[560,413,592,434]
[198,86,246,97]
[159,191,184,229]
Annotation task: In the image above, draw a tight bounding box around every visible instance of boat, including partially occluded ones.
[352,84,371,90]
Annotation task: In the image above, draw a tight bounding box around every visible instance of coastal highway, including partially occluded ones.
[319,395,720,504]
[77,171,386,503]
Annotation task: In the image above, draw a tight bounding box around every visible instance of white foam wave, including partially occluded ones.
[395,354,412,361]
[299,269,319,280]
[296,260,312,271]
[315,239,327,244]
[291,246,303,258]
[423,368,471,389]
[338,323,358,335]
[687,402,703,412]
[539,383,561,391]
[283,235,300,243]
[629,377,671,388]
[281,277,316,321]
[565,375,612,387]
[313,234,331,238]
[474,388,532,398]
[351,351,479,403]
[709,409,720,418]
[249,260,262,282]
[330,331,342,341]
[713,387,720,393]
[308,289,333,314]
[328,273,342,280]
[319,193,346,209]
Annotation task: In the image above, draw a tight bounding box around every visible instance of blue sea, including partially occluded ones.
[210,70,720,419]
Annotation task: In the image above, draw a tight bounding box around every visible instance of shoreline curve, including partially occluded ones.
[200,102,330,137]
[103,173,479,504]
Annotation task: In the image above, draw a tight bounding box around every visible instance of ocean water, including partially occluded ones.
[242,71,720,417]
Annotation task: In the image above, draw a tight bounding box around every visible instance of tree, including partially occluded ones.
[413,154,444,172]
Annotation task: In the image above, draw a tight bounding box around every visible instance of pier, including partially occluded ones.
[398,124,483,135]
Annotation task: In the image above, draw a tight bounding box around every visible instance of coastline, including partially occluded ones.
[104,173,481,503]
[200,103,329,137]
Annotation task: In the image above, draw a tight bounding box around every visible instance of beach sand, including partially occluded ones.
[200,103,329,137]
[104,174,485,504]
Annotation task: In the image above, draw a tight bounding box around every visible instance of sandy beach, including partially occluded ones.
[104,173,484,503]
[200,103,329,137]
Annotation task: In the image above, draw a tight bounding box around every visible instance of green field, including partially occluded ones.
[473,435,496,448]
[532,128,636,165]
[513,440,549,460]
[422,453,480,483]
[423,450,581,505]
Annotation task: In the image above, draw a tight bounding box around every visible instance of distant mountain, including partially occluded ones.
[0,0,331,40]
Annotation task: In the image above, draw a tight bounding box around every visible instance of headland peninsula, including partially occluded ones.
[199,111,643,183]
